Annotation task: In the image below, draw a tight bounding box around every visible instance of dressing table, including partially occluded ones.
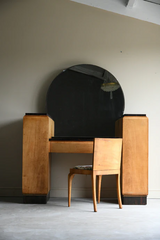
[22,64,148,204]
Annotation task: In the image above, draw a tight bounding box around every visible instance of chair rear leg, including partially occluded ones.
[92,172,97,212]
[97,175,102,203]
[68,173,75,207]
[116,174,122,209]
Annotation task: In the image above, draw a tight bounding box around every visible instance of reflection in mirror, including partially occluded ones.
[46,64,125,138]
[100,71,120,99]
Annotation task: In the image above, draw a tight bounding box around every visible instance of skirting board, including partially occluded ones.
[0,187,22,197]
[148,190,160,198]
[0,187,117,198]
[1,188,160,199]
[50,187,118,198]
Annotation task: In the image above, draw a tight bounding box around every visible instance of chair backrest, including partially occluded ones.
[92,138,122,171]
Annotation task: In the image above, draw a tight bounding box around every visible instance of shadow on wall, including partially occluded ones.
[36,69,64,113]
[0,69,63,199]
[0,120,23,196]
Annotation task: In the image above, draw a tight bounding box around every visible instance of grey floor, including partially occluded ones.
[0,198,160,240]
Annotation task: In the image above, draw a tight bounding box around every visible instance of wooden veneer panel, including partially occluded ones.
[116,116,148,196]
[50,141,93,153]
[22,115,54,195]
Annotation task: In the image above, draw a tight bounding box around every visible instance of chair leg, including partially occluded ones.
[97,175,102,203]
[68,173,75,207]
[92,172,97,212]
[116,174,122,209]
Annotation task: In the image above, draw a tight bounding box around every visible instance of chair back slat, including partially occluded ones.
[93,138,122,171]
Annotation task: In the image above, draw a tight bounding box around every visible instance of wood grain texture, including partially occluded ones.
[68,138,123,211]
[68,173,75,207]
[92,172,97,212]
[116,174,122,209]
[22,115,54,195]
[116,116,148,196]
[93,138,122,171]
[50,141,93,153]
[97,175,102,203]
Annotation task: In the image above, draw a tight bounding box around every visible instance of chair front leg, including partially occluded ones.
[92,172,97,212]
[97,175,102,203]
[68,173,75,207]
[116,174,122,209]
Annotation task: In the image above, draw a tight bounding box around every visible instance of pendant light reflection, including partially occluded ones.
[101,70,120,99]
[69,65,120,100]
[101,82,120,99]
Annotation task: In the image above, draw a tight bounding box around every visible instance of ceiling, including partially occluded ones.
[70,0,160,25]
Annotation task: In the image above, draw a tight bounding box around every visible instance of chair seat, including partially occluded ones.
[74,165,92,170]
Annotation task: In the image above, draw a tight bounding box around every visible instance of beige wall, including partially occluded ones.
[0,0,160,198]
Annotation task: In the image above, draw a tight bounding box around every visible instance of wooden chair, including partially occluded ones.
[68,138,123,212]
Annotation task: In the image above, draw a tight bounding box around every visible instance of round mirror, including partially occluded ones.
[46,64,125,138]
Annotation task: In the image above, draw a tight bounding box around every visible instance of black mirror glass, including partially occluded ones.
[46,64,125,138]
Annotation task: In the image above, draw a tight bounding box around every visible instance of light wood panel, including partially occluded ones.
[22,114,148,203]
[68,138,122,211]
[50,141,93,153]
[22,115,54,195]
[93,138,122,171]
[116,116,148,196]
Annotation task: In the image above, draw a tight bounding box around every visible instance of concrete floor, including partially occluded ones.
[0,198,160,240]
